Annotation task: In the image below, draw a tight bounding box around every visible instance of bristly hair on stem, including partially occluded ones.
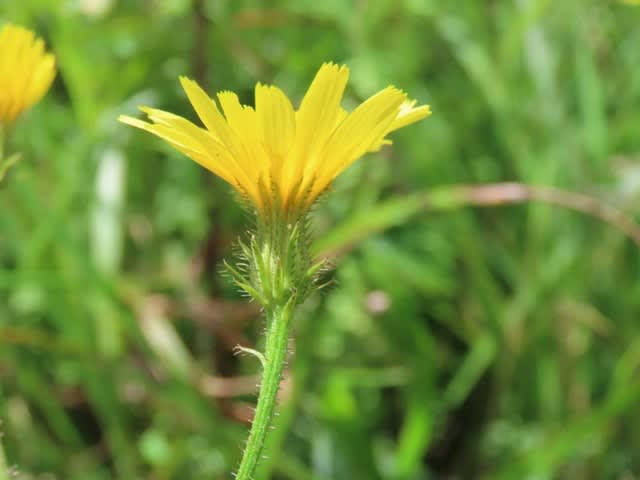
[228,180,326,480]
[225,175,326,312]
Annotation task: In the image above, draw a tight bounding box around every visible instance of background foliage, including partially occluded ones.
[1,1,640,478]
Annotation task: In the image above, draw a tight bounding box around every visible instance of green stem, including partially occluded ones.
[0,125,8,480]
[236,301,293,479]
[255,301,322,480]
[0,123,5,160]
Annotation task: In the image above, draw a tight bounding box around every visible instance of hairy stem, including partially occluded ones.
[236,301,293,479]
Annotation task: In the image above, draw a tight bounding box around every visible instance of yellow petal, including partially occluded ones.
[296,63,349,150]
[217,91,265,181]
[180,78,260,187]
[137,106,232,162]
[120,62,431,214]
[0,24,56,123]
[368,100,431,152]
[118,114,237,186]
[143,103,261,200]
[216,91,246,133]
[216,91,260,147]
[309,86,406,201]
[255,83,296,193]
[179,76,228,140]
[24,53,56,109]
[387,101,431,133]
[284,63,349,192]
[255,83,295,160]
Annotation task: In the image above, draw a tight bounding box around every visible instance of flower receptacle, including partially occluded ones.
[227,211,322,311]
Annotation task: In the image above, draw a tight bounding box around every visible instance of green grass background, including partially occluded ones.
[1,0,640,478]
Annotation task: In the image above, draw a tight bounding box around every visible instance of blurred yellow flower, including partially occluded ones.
[120,63,430,214]
[0,23,56,125]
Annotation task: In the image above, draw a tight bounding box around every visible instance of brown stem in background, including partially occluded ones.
[192,0,209,89]
[460,183,640,247]
[199,373,259,398]
[317,182,640,259]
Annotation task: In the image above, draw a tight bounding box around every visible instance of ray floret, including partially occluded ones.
[119,62,431,217]
[0,23,56,124]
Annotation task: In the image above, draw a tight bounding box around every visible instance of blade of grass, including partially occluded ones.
[314,183,640,258]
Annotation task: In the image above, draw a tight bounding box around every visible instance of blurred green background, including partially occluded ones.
[2,1,640,478]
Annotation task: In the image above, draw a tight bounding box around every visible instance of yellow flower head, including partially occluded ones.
[119,63,431,215]
[0,23,56,125]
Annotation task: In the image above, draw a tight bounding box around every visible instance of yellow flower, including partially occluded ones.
[119,63,430,214]
[0,23,56,125]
